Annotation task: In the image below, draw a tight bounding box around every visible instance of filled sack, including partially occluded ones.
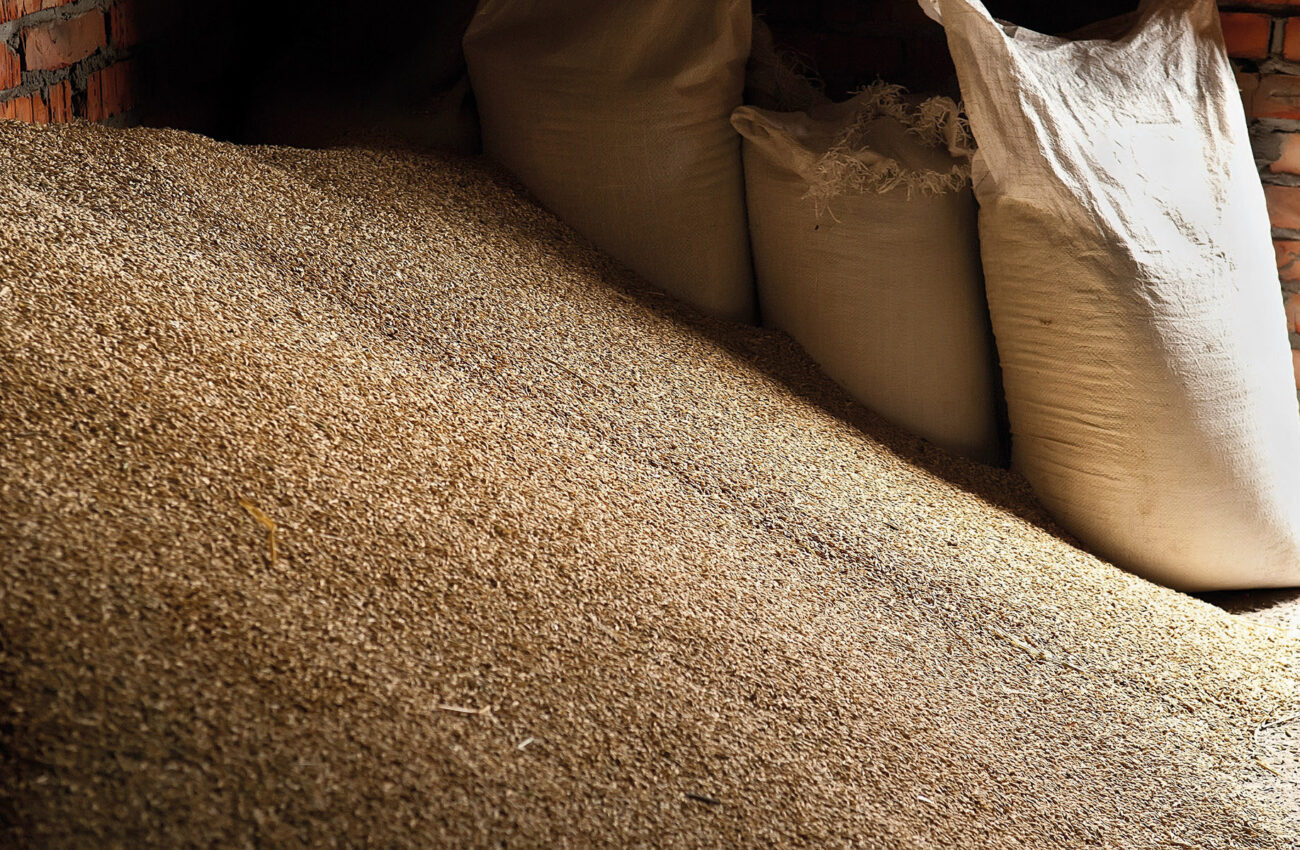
[463,0,755,323]
[920,0,1300,589]
[732,86,1003,464]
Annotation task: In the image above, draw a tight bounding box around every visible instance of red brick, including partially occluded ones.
[1252,74,1300,119]
[109,0,140,49]
[84,59,134,121]
[44,77,69,122]
[1269,132,1300,175]
[0,42,18,91]
[21,9,106,72]
[1277,239,1300,285]
[0,90,47,122]
[1,0,73,24]
[30,86,51,123]
[84,66,101,119]
[19,89,42,122]
[1286,292,1300,331]
[1266,185,1300,230]
[0,79,70,123]
[1284,18,1300,62]
[1221,12,1271,60]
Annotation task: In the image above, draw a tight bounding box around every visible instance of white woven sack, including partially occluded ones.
[731,87,1003,464]
[920,0,1300,589]
[463,0,755,323]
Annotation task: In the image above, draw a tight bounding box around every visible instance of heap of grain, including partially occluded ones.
[0,121,1295,847]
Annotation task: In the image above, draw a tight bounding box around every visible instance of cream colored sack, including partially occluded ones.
[463,0,755,323]
[732,87,1002,464]
[922,0,1300,589]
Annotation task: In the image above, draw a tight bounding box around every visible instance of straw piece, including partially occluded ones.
[239,498,278,565]
[803,81,974,210]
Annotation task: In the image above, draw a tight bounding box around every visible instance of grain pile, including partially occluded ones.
[1,120,1297,848]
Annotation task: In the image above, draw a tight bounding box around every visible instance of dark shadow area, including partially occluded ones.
[129,0,478,146]
[1198,587,1300,626]
[128,0,1142,145]
[752,0,1142,98]
[981,0,1140,34]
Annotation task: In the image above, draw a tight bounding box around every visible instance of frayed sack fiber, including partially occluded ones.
[922,0,1300,589]
[732,85,1003,464]
[463,0,756,323]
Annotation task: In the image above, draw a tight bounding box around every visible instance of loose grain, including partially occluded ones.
[0,120,1297,848]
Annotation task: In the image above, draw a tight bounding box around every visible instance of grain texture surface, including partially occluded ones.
[0,121,1296,848]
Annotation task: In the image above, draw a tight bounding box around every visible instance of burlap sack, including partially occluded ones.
[463,0,755,323]
[731,86,1003,464]
[921,0,1300,589]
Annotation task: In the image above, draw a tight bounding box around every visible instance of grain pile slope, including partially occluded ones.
[0,121,1296,848]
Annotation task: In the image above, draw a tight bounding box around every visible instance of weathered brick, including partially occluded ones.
[1286,291,1300,332]
[22,9,106,72]
[1252,74,1300,119]
[1,1,27,24]
[1,0,75,24]
[109,0,140,50]
[1276,239,1300,285]
[0,42,19,91]
[1221,12,1271,60]
[1284,17,1300,62]
[8,93,31,120]
[0,84,63,123]
[1266,184,1300,230]
[1269,132,1300,175]
[85,62,106,120]
[44,77,69,122]
[0,91,41,121]
[84,59,134,121]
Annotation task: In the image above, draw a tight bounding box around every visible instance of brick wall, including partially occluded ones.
[0,0,136,124]
[1224,3,1300,359]
[752,0,1139,96]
